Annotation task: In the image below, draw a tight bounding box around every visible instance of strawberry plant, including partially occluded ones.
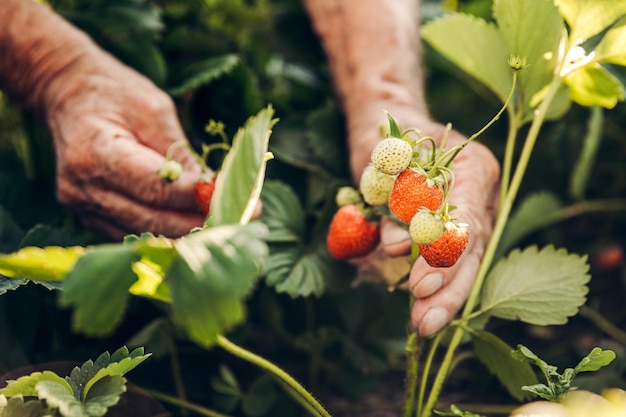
[0,347,151,417]
[321,0,626,415]
[402,0,626,415]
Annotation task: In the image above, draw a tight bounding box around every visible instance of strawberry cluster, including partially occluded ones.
[326,114,469,268]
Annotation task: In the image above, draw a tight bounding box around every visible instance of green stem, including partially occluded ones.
[143,388,233,417]
[498,108,521,215]
[403,331,420,417]
[579,305,626,346]
[436,71,518,168]
[420,75,564,417]
[416,331,443,417]
[403,246,423,417]
[169,342,188,416]
[216,335,332,417]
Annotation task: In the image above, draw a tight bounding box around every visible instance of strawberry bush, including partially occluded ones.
[0,0,625,417]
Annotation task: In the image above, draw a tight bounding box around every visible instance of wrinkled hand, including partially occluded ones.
[348,112,500,337]
[43,50,206,239]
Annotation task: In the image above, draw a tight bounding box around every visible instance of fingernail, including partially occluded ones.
[412,272,444,298]
[418,306,450,337]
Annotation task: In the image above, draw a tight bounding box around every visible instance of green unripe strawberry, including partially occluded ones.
[359,164,395,206]
[157,159,184,182]
[336,186,362,207]
[409,209,444,244]
[371,137,413,176]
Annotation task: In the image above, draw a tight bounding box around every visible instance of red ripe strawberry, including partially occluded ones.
[194,175,217,214]
[327,204,380,260]
[388,169,444,224]
[419,222,469,268]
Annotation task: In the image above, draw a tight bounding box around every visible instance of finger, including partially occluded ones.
[380,217,411,257]
[62,181,206,238]
[134,102,201,172]
[410,247,482,336]
[74,131,203,211]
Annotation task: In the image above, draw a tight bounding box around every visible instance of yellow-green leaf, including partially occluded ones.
[564,63,626,108]
[594,17,626,66]
[555,0,626,42]
[129,261,171,302]
[0,246,85,281]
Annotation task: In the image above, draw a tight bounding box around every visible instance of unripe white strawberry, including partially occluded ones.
[359,164,395,206]
[371,137,413,176]
[409,209,444,245]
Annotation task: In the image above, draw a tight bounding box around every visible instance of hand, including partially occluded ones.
[348,112,500,337]
[43,48,206,239]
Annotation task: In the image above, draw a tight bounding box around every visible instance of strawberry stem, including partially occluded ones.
[217,335,332,417]
[165,140,191,161]
[420,68,562,417]
[435,70,519,169]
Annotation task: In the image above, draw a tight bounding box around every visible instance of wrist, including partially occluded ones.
[0,0,98,116]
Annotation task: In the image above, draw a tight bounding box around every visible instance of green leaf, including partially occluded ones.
[528,83,572,121]
[434,404,481,417]
[386,112,402,138]
[208,105,277,227]
[36,380,86,417]
[573,347,616,374]
[480,245,590,325]
[82,375,125,417]
[594,17,626,66]
[59,245,140,336]
[0,395,53,417]
[264,245,328,297]
[498,192,563,257]
[494,0,565,118]
[0,246,85,281]
[0,371,72,398]
[471,330,539,401]
[260,181,336,297]
[555,0,626,42]
[570,106,603,200]
[0,205,23,253]
[210,365,241,396]
[129,260,171,302]
[306,103,350,178]
[166,223,268,347]
[422,13,512,102]
[66,360,100,401]
[169,54,240,96]
[260,181,305,243]
[241,376,276,417]
[564,63,626,108]
[511,345,557,375]
[0,276,26,295]
[84,347,150,400]
[521,383,558,401]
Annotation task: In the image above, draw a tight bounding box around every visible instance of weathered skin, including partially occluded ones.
[0,0,205,238]
[0,0,500,335]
